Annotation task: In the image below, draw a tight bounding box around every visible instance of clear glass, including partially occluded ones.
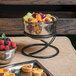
[24,16,57,35]
[0,47,17,64]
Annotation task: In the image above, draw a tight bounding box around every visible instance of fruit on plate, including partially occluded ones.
[23,12,53,23]
[0,33,16,51]
[0,68,9,76]
[32,68,43,76]
[22,65,32,72]
[3,73,15,76]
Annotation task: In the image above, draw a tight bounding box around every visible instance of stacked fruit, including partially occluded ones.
[0,33,16,51]
[27,23,42,34]
[23,12,53,23]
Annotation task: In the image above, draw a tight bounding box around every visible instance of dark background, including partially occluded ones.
[0,5,76,18]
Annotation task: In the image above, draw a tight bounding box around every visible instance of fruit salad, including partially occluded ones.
[23,12,53,23]
[0,33,16,51]
[23,12,56,35]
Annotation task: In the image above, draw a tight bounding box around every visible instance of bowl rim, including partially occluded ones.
[23,15,58,24]
[0,47,17,53]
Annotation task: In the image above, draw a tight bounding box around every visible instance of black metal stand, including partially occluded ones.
[22,33,59,59]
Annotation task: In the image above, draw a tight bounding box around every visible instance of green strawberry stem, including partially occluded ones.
[2,33,6,39]
[0,38,2,40]
[0,33,6,40]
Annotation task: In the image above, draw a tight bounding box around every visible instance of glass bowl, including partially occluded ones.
[24,16,57,39]
[0,47,17,64]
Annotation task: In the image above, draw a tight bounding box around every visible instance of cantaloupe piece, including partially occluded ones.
[48,18,52,22]
[31,19,38,23]
[36,14,42,22]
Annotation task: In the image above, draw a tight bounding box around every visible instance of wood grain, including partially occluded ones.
[56,18,76,35]
[0,18,76,35]
[0,0,76,5]
[0,18,24,35]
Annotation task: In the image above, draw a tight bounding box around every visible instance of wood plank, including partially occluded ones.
[0,0,76,5]
[56,18,76,35]
[0,18,24,35]
[0,18,76,36]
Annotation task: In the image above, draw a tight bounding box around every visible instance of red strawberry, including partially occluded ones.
[0,40,4,45]
[0,45,4,50]
[7,41,11,46]
[4,45,10,51]
[11,42,16,48]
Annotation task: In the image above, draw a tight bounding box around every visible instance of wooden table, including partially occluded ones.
[0,37,76,76]
[0,0,76,5]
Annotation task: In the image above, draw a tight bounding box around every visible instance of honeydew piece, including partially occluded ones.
[47,14,53,17]
[24,15,34,22]
[23,16,29,21]
[27,12,32,16]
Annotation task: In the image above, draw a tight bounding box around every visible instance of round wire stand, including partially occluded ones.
[22,32,59,59]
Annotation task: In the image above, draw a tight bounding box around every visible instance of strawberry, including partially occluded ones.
[11,42,16,48]
[0,40,4,45]
[0,45,4,50]
[7,41,11,46]
[4,45,10,51]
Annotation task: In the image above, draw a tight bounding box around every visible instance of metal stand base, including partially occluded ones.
[22,36,59,59]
